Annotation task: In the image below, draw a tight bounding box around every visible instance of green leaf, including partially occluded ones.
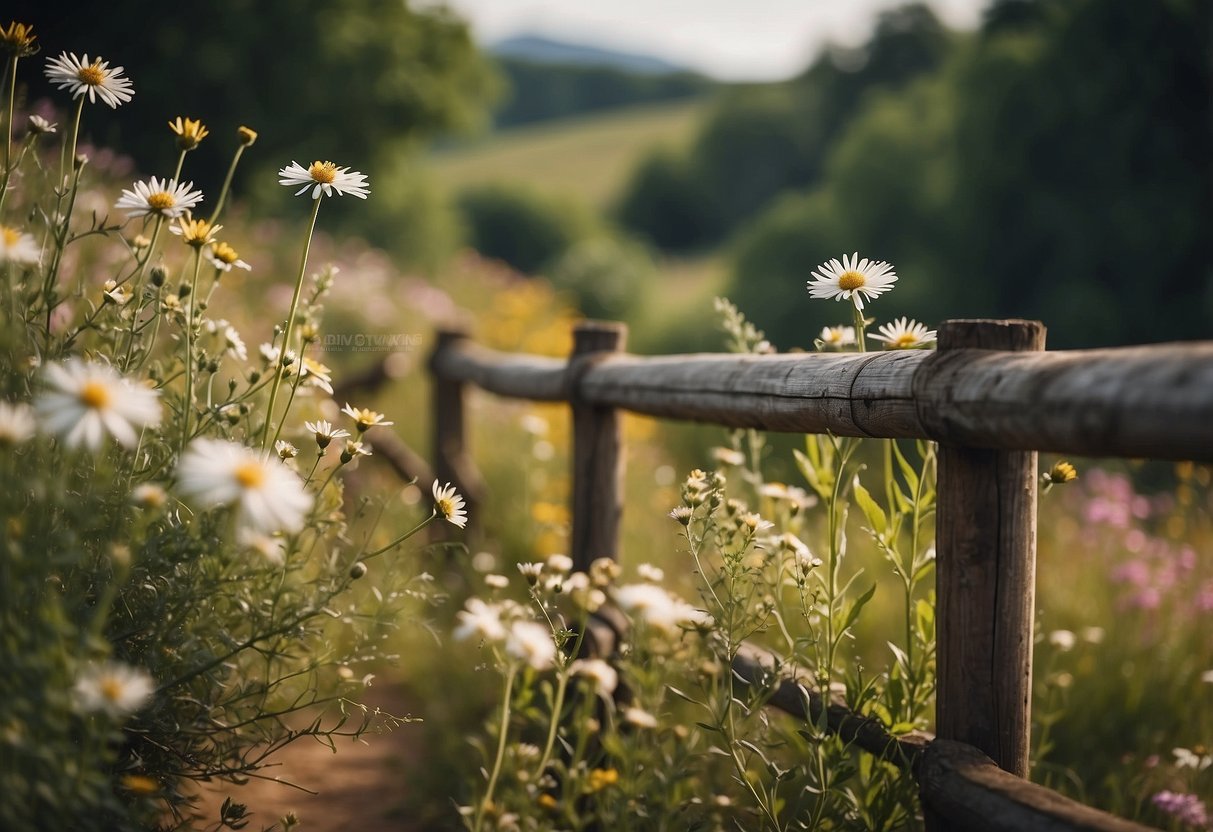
[892,440,919,496]
[852,476,887,537]
[841,583,877,633]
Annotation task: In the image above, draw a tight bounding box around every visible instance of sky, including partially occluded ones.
[435,0,991,81]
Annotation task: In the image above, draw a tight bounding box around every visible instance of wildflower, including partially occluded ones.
[341,403,393,433]
[278,160,370,200]
[517,562,544,585]
[36,360,162,450]
[484,574,509,589]
[172,214,221,248]
[300,358,333,394]
[1173,747,1212,771]
[130,483,167,509]
[564,572,606,612]
[1048,630,1076,652]
[303,419,349,451]
[0,21,38,57]
[614,583,704,633]
[586,768,619,792]
[820,325,857,348]
[119,775,159,795]
[237,125,258,146]
[102,279,130,305]
[0,401,35,447]
[221,324,247,361]
[589,556,621,587]
[167,116,208,150]
[740,512,773,533]
[807,252,898,310]
[115,177,203,220]
[275,440,298,460]
[44,52,134,108]
[623,707,658,729]
[1151,791,1208,828]
[669,505,693,525]
[637,563,664,583]
[0,225,40,265]
[27,114,56,135]
[239,530,287,566]
[205,241,252,272]
[1043,461,1078,486]
[432,480,468,529]
[871,317,937,349]
[546,553,574,574]
[571,658,618,696]
[536,794,558,811]
[711,447,746,467]
[506,621,556,670]
[1080,626,1105,644]
[339,439,371,465]
[73,661,154,718]
[175,438,313,535]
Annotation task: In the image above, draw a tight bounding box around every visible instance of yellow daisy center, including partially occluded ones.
[77,61,105,86]
[894,332,920,348]
[436,498,454,518]
[234,461,266,489]
[211,242,239,264]
[147,191,175,211]
[838,271,866,291]
[1,227,18,246]
[99,676,124,702]
[78,380,111,409]
[308,161,338,184]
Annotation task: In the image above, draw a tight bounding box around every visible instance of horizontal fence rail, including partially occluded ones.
[424,319,1198,831]
[431,331,1213,462]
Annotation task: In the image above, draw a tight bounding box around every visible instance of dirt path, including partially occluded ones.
[193,684,426,832]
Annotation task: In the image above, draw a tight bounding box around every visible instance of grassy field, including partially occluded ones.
[427,97,712,210]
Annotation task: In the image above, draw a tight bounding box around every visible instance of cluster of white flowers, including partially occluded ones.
[613,583,713,634]
[453,597,557,671]
[808,252,936,350]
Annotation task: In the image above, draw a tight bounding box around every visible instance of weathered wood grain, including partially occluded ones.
[932,321,1043,786]
[918,740,1158,831]
[568,322,627,572]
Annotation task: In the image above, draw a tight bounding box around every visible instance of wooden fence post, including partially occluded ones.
[429,327,483,539]
[929,318,1046,784]
[567,321,627,573]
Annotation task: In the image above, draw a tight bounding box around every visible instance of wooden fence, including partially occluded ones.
[422,317,1213,831]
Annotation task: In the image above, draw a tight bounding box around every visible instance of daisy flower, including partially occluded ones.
[341,403,393,433]
[819,325,857,348]
[571,658,618,696]
[239,529,287,567]
[274,440,298,460]
[432,480,468,529]
[454,598,508,643]
[115,177,203,219]
[171,213,221,249]
[870,317,937,349]
[175,438,313,535]
[130,483,168,509]
[301,358,333,394]
[303,419,350,450]
[278,160,370,200]
[36,360,162,450]
[205,241,251,272]
[27,114,57,135]
[73,661,154,718]
[0,21,38,57]
[807,252,898,310]
[0,225,40,265]
[505,620,557,670]
[44,52,134,108]
[623,707,658,729]
[0,401,36,447]
[339,439,372,465]
[167,116,208,151]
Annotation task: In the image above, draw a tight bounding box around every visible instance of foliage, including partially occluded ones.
[457,184,599,276]
[546,236,657,321]
[0,28,451,831]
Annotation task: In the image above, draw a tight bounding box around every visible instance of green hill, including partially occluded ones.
[426,98,711,210]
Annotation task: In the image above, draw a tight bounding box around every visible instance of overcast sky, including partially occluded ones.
[436,0,990,81]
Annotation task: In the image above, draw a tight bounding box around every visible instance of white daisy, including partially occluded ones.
[807,252,898,310]
[175,438,313,535]
[222,324,247,361]
[614,583,683,632]
[74,661,154,718]
[303,419,350,451]
[571,658,618,696]
[819,325,857,348]
[301,358,333,394]
[115,177,203,219]
[44,52,135,109]
[28,114,58,135]
[454,598,507,643]
[545,553,574,574]
[0,225,40,265]
[0,402,36,447]
[505,620,556,670]
[36,360,162,450]
[274,440,298,460]
[432,480,468,529]
[341,403,393,433]
[711,447,746,467]
[623,707,658,729]
[871,317,937,350]
[278,160,370,200]
[637,563,664,583]
[205,241,252,272]
[238,529,287,567]
[130,483,168,509]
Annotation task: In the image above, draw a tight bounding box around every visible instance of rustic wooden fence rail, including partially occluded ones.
[425,317,1213,831]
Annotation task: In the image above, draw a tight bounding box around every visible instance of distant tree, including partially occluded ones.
[615,149,722,251]
[457,185,596,275]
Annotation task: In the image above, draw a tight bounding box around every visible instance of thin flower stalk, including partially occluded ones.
[181,246,204,451]
[261,196,321,450]
[207,133,251,225]
[473,662,518,832]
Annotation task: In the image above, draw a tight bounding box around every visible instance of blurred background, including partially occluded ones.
[14,0,1213,351]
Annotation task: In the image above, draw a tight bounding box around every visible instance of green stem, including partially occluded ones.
[474,663,518,832]
[852,304,867,353]
[181,247,204,452]
[261,197,321,450]
[0,54,18,214]
[207,143,247,226]
[361,514,435,561]
[533,626,587,778]
[58,96,85,194]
